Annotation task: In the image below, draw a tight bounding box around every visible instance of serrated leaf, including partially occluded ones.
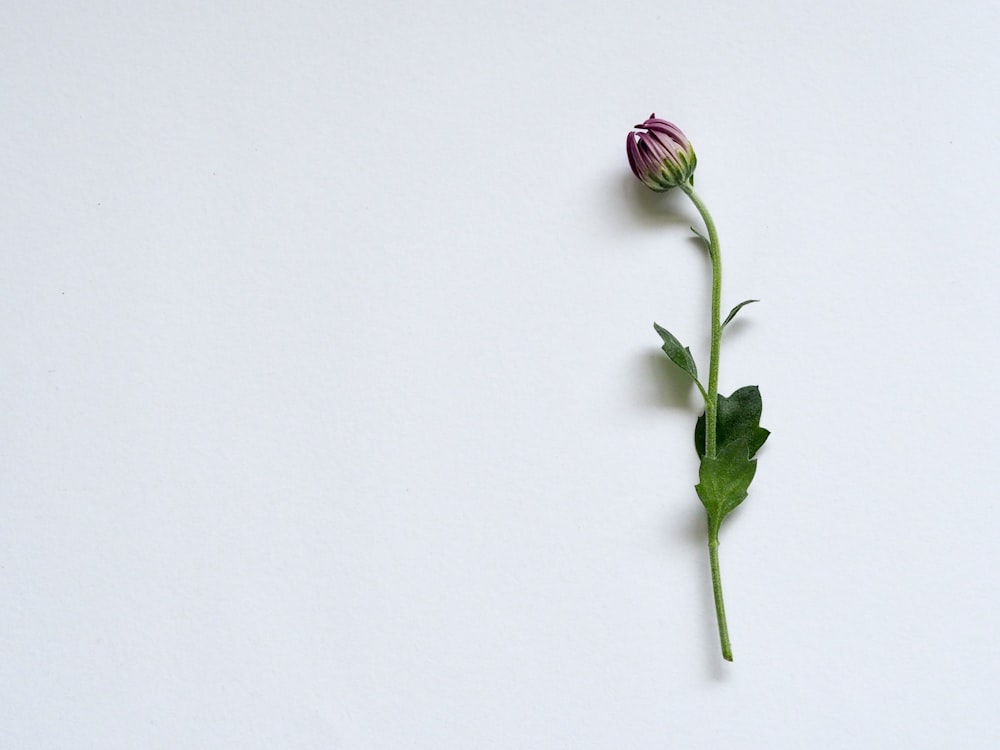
[653,322,700,384]
[721,299,759,330]
[695,386,769,460]
[689,226,710,249]
[696,438,758,526]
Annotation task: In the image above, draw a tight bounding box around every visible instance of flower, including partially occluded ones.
[626,115,697,191]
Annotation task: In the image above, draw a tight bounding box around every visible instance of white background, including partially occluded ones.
[3,1,1000,747]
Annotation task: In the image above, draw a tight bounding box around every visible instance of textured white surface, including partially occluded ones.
[3,1,1000,747]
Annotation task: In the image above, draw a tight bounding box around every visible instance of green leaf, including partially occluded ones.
[689,226,710,249]
[696,438,758,525]
[653,322,700,385]
[721,299,759,330]
[695,386,770,460]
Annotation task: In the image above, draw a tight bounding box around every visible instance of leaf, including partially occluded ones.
[721,299,758,330]
[695,438,758,526]
[653,322,700,385]
[695,386,770,460]
[689,226,710,250]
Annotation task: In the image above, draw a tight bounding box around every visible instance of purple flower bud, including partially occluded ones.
[626,114,697,192]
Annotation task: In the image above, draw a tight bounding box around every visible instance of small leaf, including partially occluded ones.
[690,226,710,249]
[721,299,758,330]
[695,438,758,525]
[695,386,769,460]
[653,322,700,384]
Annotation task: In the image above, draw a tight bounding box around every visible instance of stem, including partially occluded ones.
[708,526,733,661]
[680,182,731,660]
[680,183,722,459]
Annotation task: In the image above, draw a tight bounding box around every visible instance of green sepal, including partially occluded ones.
[695,385,770,460]
[696,438,758,526]
[721,299,759,329]
[653,322,701,386]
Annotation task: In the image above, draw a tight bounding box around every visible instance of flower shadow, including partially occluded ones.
[620,175,692,230]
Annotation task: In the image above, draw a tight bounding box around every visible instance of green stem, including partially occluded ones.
[708,526,733,661]
[680,182,731,661]
[680,183,722,459]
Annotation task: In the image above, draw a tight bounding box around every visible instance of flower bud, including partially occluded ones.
[626,114,697,191]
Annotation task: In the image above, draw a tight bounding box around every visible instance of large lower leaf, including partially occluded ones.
[695,385,769,460]
[696,438,758,528]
